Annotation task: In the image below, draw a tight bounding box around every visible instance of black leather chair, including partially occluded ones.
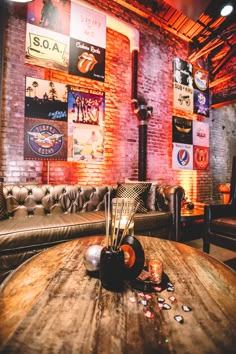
[203,156,236,253]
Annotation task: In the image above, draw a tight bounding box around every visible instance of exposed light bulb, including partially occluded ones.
[220,4,234,16]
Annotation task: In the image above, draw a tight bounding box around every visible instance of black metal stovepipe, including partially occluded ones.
[138,119,147,181]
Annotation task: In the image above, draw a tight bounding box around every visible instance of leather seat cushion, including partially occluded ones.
[210,217,236,238]
[0,211,106,253]
[0,211,172,253]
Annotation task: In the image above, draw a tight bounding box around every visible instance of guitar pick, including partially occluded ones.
[174,315,184,324]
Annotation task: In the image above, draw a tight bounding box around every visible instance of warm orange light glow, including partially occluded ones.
[178,170,198,202]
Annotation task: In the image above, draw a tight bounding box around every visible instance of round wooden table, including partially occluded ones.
[0,236,235,354]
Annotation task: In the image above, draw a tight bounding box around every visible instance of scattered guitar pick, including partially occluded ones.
[182,305,192,312]
[140,299,147,306]
[158,303,164,310]
[167,282,174,287]
[157,297,165,303]
[163,303,171,310]
[168,295,177,303]
[167,287,174,292]
[174,315,184,324]
[144,310,154,319]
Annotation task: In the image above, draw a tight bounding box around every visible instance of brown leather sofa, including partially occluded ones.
[0,183,184,282]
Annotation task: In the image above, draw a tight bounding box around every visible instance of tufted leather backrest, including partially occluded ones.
[3,184,116,217]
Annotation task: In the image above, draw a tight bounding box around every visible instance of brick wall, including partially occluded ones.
[0,0,235,204]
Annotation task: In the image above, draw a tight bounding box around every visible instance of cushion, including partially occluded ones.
[0,182,8,220]
[156,185,170,212]
[115,182,152,213]
[125,179,157,211]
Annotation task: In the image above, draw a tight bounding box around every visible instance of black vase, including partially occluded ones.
[99,246,125,291]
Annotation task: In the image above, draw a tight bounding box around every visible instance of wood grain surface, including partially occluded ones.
[0,236,235,354]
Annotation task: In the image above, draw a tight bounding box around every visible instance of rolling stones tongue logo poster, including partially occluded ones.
[69,39,105,81]
[68,2,106,82]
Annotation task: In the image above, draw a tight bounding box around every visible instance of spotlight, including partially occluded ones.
[220,4,234,16]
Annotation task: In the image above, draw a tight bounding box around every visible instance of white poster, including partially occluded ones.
[172,143,193,170]
[70,2,106,48]
[193,121,209,147]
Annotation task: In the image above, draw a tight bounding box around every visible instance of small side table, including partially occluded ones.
[181,205,205,241]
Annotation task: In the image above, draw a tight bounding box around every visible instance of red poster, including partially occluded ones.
[193,146,209,170]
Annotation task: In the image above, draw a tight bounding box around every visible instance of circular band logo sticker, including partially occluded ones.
[177,149,190,166]
[27,123,63,157]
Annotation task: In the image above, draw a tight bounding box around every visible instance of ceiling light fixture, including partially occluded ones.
[220,4,234,16]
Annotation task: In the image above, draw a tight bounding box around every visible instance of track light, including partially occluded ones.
[220,4,234,16]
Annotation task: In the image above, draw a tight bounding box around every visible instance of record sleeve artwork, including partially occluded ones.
[172,57,209,171]
[24,77,68,161]
[24,78,105,162]
[173,57,209,117]
[25,0,106,81]
[67,86,105,162]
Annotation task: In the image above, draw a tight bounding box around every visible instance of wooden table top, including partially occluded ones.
[181,206,204,221]
[0,236,235,354]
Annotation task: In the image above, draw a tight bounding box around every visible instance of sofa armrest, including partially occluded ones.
[156,185,185,241]
[204,204,235,221]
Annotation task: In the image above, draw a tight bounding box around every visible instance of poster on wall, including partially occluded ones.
[67,86,105,162]
[68,2,106,81]
[172,143,193,170]
[25,0,106,82]
[173,57,209,117]
[25,77,68,120]
[193,146,209,170]
[193,66,209,117]
[192,121,209,147]
[173,57,194,113]
[25,23,69,72]
[27,0,71,35]
[172,116,193,144]
[24,118,68,160]
[172,116,209,170]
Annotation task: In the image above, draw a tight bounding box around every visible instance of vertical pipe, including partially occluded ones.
[132,50,138,100]
[132,49,148,181]
[138,121,147,181]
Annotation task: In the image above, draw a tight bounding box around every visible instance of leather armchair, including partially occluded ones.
[203,156,236,253]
